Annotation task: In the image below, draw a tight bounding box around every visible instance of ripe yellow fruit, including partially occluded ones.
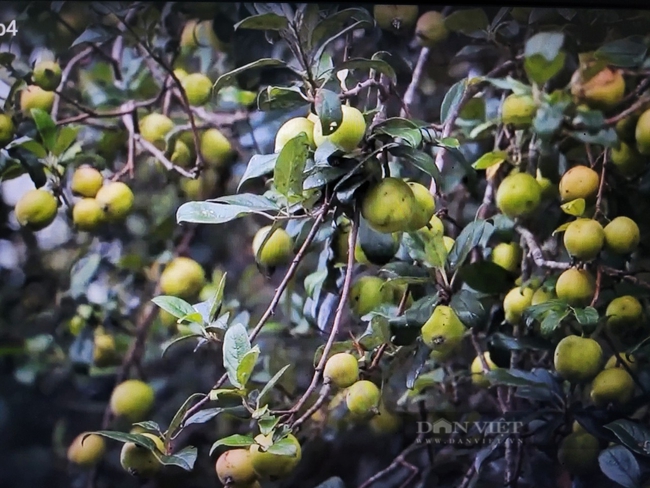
[496,172,542,219]
[555,268,595,306]
[216,448,258,485]
[73,198,105,231]
[361,177,416,233]
[20,85,55,115]
[312,105,366,152]
[369,401,402,434]
[554,335,602,383]
[95,182,135,221]
[71,166,104,197]
[570,67,625,110]
[67,433,106,467]
[346,380,381,417]
[557,432,600,475]
[180,19,225,51]
[93,331,117,366]
[635,108,650,155]
[171,139,192,167]
[14,189,58,230]
[181,73,213,106]
[531,287,556,305]
[200,128,233,167]
[120,433,165,478]
[415,11,448,47]
[611,142,647,178]
[491,242,522,273]
[348,276,392,316]
[563,218,605,261]
[503,286,534,324]
[0,113,15,146]
[139,113,174,148]
[603,216,640,254]
[605,354,638,372]
[406,181,436,230]
[373,5,419,33]
[421,305,466,356]
[274,117,315,153]
[470,351,498,388]
[323,352,359,388]
[590,367,635,407]
[424,214,445,234]
[501,94,537,128]
[33,60,62,91]
[252,226,293,267]
[110,379,155,422]
[160,256,206,300]
[249,434,301,479]
[606,295,643,337]
[559,165,599,203]
[173,68,188,81]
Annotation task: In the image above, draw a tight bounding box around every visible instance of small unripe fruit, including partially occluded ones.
[605,354,638,372]
[563,218,605,261]
[73,198,105,231]
[501,94,537,128]
[361,177,416,233]
[348,276,393,316]
[200,128,233,167]
[0,113,15,146]
[110,379,155,422]
[554,335,602,383]
[346,380,381,417]
[249,433,301,479]
[557,432,600,475]
[491,242,522,273]
[323,352,359,388]
[369,401,402,434]
[33,60,62,91]
[93,331,117,367]
[139,113,174,148]
[95,182,135,221]
[252,226,293,267]
[496,172,542,219]
[570,67,625,110]
[312,105,366,152]
[14,189,58,230]
[275,117,315,152]
[611,142,647,178]
[635,108,650,155]
[71,166,104,197]
[603,216,640,254]
[170,139,192,167]
[173,68,188,81]
[470,352,498,388]
[20,85,55,115]
[559,165,599,203]
[555,268,595,306]
[181,73,213,106]
[120,433,165,478]
[606,295,643,337]
[160,256,206,300]
[503,286,534,324]
[590,367,635,407]
[67,433,106,467]
[406,181,436,230]
[216,448,258,485]
[531,287,556,305]
[421,305,466,356]
[415,11,448,47]
[373,5,419,33]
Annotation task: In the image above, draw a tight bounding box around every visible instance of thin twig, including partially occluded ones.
[291,383,331,430]
[135,134,195,178]
[401,47,431,119]
[514,226,570,270]
[52,46,93,121]
[358,442,425,488]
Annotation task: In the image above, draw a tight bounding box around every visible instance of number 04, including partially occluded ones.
[0,20,18,37]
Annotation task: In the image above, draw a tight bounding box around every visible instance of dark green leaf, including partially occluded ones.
[183,407,229,427]
[315,89,342,137]
[440,80,466,124]
[540,310,570,335]
[486,368,549,388]
[447,219,495,270]
[159,446,197,471]
[336,58,396,84]
[573,306,599,326]
[524,52,566,86]
[213,59,288,97]
[213,193,280,210]
[311,9,373,60]
[605,420,650,457]
[490,332,553,351]
[598,446,641,488]
[15,139,47,158]
[450,290,486,329]
[388,145,441,183]
[88,431,160,451]
[312,19,372,69]
[406,340,432,389]
[152,296,195,319]
[444,8,489,35]
[165,393,205,445]
[234,13,289,31]
[71,25,117,47]
[31,109,56,152]
[258,85,308,111]
[210,434,256,455]
[570,128,618,147]
[223,323,252,389]
[274,133,310,197]
[52,126,80,157]
[401,295,440,328]
[595,36,647,68]
[357,217,400,266]
[161,334,202,358]
[258,364,291,406]
[458,261,512,294]
[238,153,278,190]
[473,151,507,170]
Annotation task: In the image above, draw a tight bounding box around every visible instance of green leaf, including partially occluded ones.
[560,198,585,216]
[605,419,650,457]
[533,102,567,139]
[473,151,507,170]
[184,407,239,427]
[165,393,205,445]
[524,52,566,86]
[598,446,641,488]
[152,296,195,319]
[88,431,161,451]
[444,8,489,35]
[336,58,396,84]
[447,219,495,271]
[223,323,252,389]
[236,346,261,388]
[53,126,80,157]
[15,139,47,158]
[388,145,441,183]
[402,295,440,328]
[69,254,102,299]
[573,306,599,325]
[213,59,288,97]
[483,77,532,96]
[450,289,486,329]
[440,80,466,124]
[485,369,549,388]
[415,229,448,269]
[207,273,227,323]
[311,9,373,62]
[161,334,202,358]
[31,109,57,152]
[132,421,161,433]
[234,13,289,31]
[570,128,618,147]
[238,153,278,190]
[159,446,198,471]
[71,25,117,47]
[540,310,570,336]
[595,36,647,68]
[258,364,292,406]
[210,434,256,456]
[258,85,308,111]
[357,217,401,266]
[524,32,564,63]
[314,89,342,137]
[176,202,273,225]
[274,133,310,198]
[458,261,512,294]
[267,437,298,456]
[490,332,553,351]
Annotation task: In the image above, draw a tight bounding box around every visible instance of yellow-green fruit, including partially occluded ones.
[559,165,599,203]
[635,108,650,155]
[14,189,58,230]
[415,11,448,47]
[346,380,381,417]
[503,286,534,324]
[369,402,402,434]
[563,218,605,261]
[423,214,445,234]
[73,198,105,231]
[606,295,643,337]
[323,352,359,388]
[20,85,55,115]
[160,256,206,300]
[0,113,15,146]
[93,332,117,367]
[95,182,134,221]
[109,379,155,422]
[180,19,225,51]
[605,354,638,372]
[67,433,106,467]
[274,117,315,153]
[71,166,104,197]
[216,448,257,485]
[491,242,522,273]
[373,5,419,33]
[531,287,556,306]
[496,172,542,219]
[200,128,232,167]
[120,434,165,478]
[470,352,498,388]
[603,216,640,254]
[570,67,626,111]
[249,433,301,479]
[536,170,558,199]
[611,142,647,177]
[171,139,192,167]
[501,94,537,128]
[181,73,212,106]
[557,432,600,475]
[421,305,466,355]
[33,60,62,91]
[361,177,416,233]
[572,420,586,434]
[139,113,174,147]
[554,335,603,383]
[406,182,436,230]
[252,226,293,267]
[590,367,635,407]
[348,276,392,316]
[173,68,188,81]
[159,309,177,328]
[555,268,595,306]
[312,105,366,152]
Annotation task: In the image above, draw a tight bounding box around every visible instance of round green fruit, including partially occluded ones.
[531,287,556,305]
[216,448,258,485]
[346,380,381,417]
[252,226,293,267]
[323,352,359,388]
[470,352,498,388]
[361,177,416,233]
[606,295,643,337]
[95,182,134,221]
[570,67,625,111]
[590,367,635,407]
[110,379,155,422]
[406,181,435,230]
[415,11,448,47]
[71,166,104,197]
[139,113,174,147]
[120,433,165,478]
[557,432,600,475]
[373,5,419,33]
[348,275,392,317]
[559,165,599,203]
[275,116,315,153]
[369,401,402,434]
[160,256,206,300]
[503,286,534,324]
[611,142,647,178]
[249,433,301,479]
[21,85,55,116]
[554,335,602,383]
[171,139,192,167]
[0,113,15,146]
[93,331,117,367]
[200,128,233,167]
[555,268,595,306]
[563,218,605,261]
[603,216,640,254]
[312,105,366,152]
[67,433,106,467]
[33,60,62,91]
[421,305,466,356]
[491,242,522,274]
[635,108,650,155]
[501,94,537,128]
[496,172,542,219]
[73,198,105,231]
[181,73,213,106]
[14,189,58,230]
